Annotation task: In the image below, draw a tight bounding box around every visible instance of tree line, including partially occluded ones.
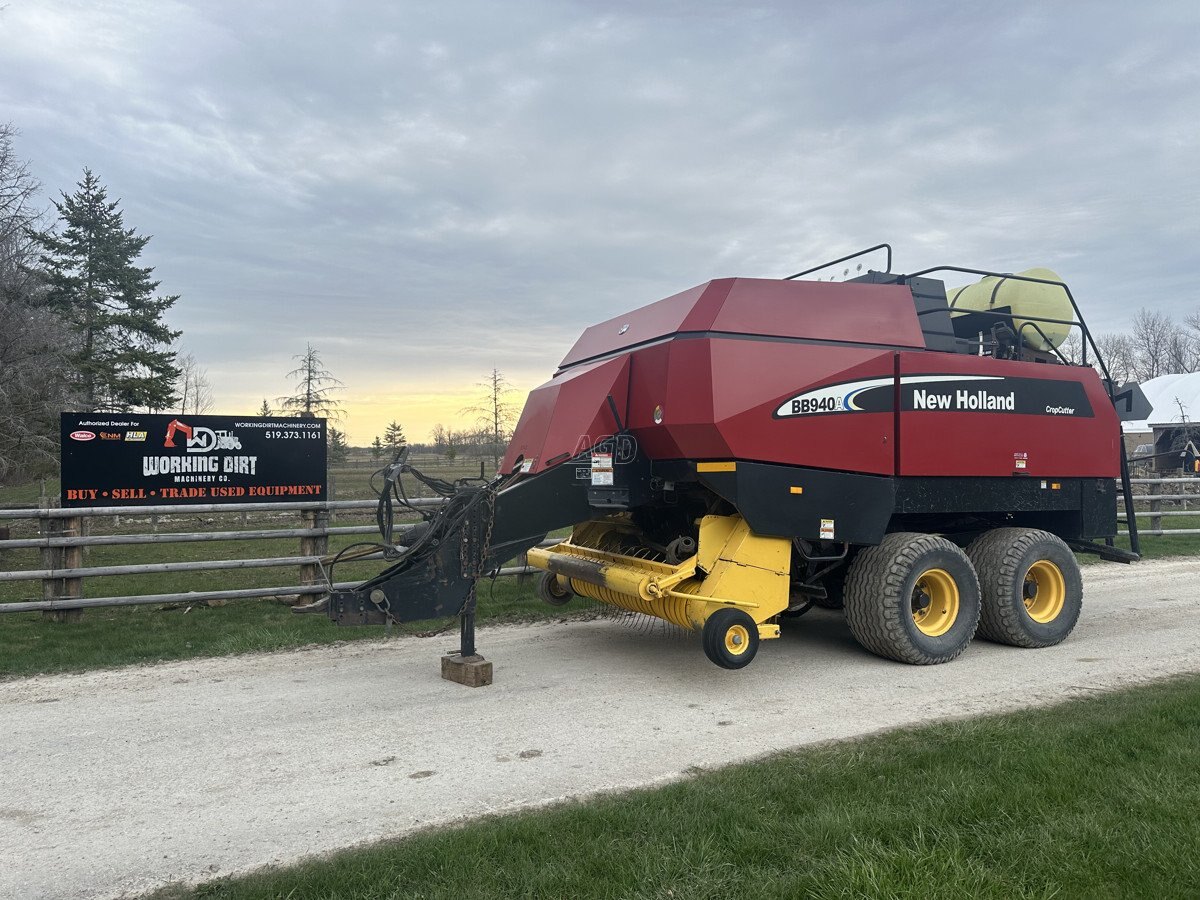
[362,370,519,468]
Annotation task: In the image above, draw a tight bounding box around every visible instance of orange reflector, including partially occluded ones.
[789,486,804,494]
[697,461,736,473]
[1051,482,1061,490]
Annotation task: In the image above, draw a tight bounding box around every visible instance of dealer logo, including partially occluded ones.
[125,431,148,441]
[164,418,243,452]
[69,430,96,441]
[99,431,122,440]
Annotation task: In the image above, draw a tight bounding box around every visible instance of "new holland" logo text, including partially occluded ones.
[912,389,1015,411]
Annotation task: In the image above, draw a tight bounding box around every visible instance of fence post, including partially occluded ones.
[1148,480,1162,535]
[299,508,330,602]
[41,514,84,623]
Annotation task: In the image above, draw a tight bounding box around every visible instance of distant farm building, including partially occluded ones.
[1122,373,1200,473]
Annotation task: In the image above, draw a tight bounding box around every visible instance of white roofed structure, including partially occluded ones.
[1122,373,1200,433]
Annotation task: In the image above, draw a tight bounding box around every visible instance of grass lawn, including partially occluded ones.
[150,674,1200,900]
[0,573,585,680]
[1117,513,1200,559]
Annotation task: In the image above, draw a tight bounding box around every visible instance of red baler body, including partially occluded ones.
[503,277,1120,481]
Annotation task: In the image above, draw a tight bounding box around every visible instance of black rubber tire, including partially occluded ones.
[702,608,760,669]
[843,532,981,665]
[536,572,574,607]
[966,528,1082,648]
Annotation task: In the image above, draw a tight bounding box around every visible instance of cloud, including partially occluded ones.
[2,0,1197,441]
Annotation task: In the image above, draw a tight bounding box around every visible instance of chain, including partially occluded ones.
[460,484,498,580]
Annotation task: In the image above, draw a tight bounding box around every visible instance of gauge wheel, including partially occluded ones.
[702,608,760,669]
[536,572,574,607]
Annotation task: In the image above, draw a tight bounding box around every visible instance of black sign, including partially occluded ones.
[60,413,327,507]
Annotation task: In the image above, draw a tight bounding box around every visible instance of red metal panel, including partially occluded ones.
[897,353,1119,478]
[502,355,630,475]
[558,281,731,368]
[624,342,683,459]
[623,338,897,475]
[710,279,925,347]
[706,341,896,475]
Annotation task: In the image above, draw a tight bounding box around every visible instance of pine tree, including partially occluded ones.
[328,427,349,464]
[278,343,343,419]
[258,399,272,417]
[383,420,406,456]
[36,169,180,411]
[370,436,383,460]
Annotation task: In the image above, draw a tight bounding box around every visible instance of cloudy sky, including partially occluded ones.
[2,0,1198,443]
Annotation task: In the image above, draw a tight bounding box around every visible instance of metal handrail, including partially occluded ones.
[784,243,893,280]
[900,266,1108,382]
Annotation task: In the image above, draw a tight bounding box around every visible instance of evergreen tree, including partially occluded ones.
[36,169,180,411]
[370,435,383,460]
[258,399,272,417]
[383,420,406,455]
[278,343,343,419]
[328,427,349,465]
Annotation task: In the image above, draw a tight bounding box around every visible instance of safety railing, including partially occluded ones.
[0,499,543,617]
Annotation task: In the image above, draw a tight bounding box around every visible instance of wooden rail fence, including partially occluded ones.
[0,499,539,619]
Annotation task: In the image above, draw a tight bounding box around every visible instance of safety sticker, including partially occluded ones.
[820,518,835,540]
[591,452,614,486]
[1014,451,1028,470]
[520,458,535,473]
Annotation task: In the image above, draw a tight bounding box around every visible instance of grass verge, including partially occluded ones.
[151,674,1200,900]
[0,573,586,680]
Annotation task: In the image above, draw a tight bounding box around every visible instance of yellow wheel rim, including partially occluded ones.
[911,568,960,637]
[724,624,751,656]
[1024,560,1066,623]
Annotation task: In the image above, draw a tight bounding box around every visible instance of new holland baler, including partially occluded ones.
[311,245,1146,676]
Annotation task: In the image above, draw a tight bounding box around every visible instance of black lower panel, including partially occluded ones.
[685,460,1116,545]
[695,462,895,545]
[895,476,1116,539]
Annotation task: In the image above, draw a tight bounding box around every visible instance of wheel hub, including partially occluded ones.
[1023,560,1066,623]
[910,568,960,638]
[724,624,751,655]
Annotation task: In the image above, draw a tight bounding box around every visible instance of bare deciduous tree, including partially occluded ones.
[460,369,518,468]
[176,352,215,415]
[1129,309,1176,382]
[0,123,75,482]
[1094,332,1137,386]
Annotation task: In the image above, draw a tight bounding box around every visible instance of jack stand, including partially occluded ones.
[441,588,492,687]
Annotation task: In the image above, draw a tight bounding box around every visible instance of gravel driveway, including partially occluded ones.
[3,555,1199,899]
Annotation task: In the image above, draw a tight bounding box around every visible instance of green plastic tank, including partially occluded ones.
[946,267,1073,351]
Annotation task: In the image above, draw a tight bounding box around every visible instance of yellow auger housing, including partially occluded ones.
[526,514,792,668]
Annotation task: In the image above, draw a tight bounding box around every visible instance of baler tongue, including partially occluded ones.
[527,513,793,666]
